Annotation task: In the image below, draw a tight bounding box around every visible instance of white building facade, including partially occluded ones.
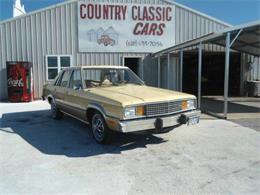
[0,0,259,99]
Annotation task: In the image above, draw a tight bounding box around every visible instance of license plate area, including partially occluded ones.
[188,116,199,125]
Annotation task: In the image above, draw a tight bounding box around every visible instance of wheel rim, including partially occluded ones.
[92,114,105,141]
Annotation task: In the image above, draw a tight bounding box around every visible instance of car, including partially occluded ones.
[97,35,115,46]
[42,66,200,144]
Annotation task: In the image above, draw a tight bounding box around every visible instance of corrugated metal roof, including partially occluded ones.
[153,20,260,57]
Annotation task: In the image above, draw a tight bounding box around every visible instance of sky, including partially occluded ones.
[0,0,259,25]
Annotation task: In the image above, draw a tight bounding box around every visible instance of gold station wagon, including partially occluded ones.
[42,66,200,144]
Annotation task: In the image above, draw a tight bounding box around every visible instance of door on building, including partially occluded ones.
[123,57,142,78]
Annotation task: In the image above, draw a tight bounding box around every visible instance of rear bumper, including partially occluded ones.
[118,110,201,133]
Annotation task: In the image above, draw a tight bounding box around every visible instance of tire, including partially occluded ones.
[91,112,111,144]
[50,99,63,120]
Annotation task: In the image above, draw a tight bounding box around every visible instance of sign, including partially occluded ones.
[78,1,175,53]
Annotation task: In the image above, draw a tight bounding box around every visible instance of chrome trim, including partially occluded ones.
[124,98,196,108]
[146,101,182,116]
[145,99,196,117]
[118,110,201,133]
[145,107,195,118]
[122,98,197,119]
[61,110,89,125]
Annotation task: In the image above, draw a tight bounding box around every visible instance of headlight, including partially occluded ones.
[124,107,136,118]
[182,99,196,110]
[187,99,196,109]
[124,106,145,119]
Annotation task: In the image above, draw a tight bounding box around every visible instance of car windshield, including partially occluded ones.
[82,68,144,88]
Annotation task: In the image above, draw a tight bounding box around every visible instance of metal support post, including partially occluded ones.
[180,50,183,91]
[198,43,202,109]
[224,32,231,119]
[141,61,144,80]
[167,53,170,89]
[158,55,161,87]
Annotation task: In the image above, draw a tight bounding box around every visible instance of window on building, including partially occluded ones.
[46,55,72,80]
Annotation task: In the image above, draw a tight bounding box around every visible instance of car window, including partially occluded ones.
[54,71,64,86]
[69,70,83,90]
[82,68,144,88]
[60,70,71,87]
[83,69,102,88]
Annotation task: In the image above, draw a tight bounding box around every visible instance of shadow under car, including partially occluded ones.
[0,109,167,157]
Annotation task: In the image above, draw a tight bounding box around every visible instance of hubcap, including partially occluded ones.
[92,114,105,141]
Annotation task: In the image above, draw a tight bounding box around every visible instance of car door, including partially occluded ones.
[55,69,71,112]
[66,69,87,120]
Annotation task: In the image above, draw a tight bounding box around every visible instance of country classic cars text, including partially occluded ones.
[79,3,173,36]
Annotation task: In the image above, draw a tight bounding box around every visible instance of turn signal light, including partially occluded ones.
[136,106,145,116]
[182,100,187,110]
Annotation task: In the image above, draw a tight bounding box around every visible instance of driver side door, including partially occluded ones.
[66,69,87,120]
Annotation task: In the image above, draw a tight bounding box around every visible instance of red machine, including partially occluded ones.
[7,61,33,102]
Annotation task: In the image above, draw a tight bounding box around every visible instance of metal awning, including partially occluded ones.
[153,20,260,57]
[152,20,260,119]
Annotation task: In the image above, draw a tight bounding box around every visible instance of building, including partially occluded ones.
[0,0,259,100]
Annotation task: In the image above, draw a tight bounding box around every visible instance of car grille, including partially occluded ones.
[146,101,183,117]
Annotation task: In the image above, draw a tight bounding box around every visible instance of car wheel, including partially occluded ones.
[50,100,63,120]
[91,112,111,144]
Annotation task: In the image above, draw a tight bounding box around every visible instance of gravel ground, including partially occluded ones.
[0,101,260,195]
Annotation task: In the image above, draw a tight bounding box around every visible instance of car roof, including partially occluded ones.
[81,65,128,69]
[62,65,129,70]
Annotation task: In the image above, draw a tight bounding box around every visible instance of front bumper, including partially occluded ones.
[118,110,201,133]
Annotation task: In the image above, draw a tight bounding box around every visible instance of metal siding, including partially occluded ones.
[46,10,52,55]
[71,2,77,65]
[0,25,3,98]
[36,13,43,96]
[1,0,258,100]
[15,20,21,60]
[50,9,56,54]
[25,17,31,62]
[21,18,26,61]
[61,6,66,54]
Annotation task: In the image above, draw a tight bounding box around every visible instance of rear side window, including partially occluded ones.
[60,70,71,87]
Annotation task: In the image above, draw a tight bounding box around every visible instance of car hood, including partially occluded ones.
[87,84,195,107]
